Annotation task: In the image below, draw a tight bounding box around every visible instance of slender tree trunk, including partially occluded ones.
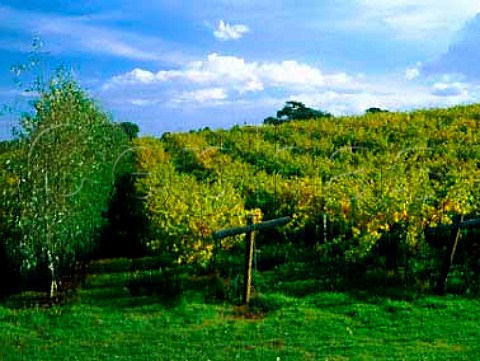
[47,249,58,299]
[45,172,58,300]
[435,215,464,295]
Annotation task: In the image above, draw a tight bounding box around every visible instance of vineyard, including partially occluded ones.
[131,105,480,295]
[1,73,480,359]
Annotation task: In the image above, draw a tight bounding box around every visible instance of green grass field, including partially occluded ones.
[1,260,479,361]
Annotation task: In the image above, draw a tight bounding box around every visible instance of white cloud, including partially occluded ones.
[289,82,475,116]
[431,81,469,97]
[101,53,361,112]
[130,98,157,106]
[258,61,325,86]
[100,69,480,132]
[120,68,157,84]
[213,20,250,40]
[405,67,420,80]
[105,53,355,95]
[174,88,228,103]
[102,52,480,116]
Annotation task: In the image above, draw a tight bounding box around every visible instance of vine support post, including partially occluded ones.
[435,215,464,295]
[212,215,291,308]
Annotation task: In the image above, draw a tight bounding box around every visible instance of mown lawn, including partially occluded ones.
[1,278,479,361]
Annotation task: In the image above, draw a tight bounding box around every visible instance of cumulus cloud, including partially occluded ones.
[101,52,480,117]
[213,20,249,40]
[104,53,354,95]
[119,68,157,84]
[258,61,324,87]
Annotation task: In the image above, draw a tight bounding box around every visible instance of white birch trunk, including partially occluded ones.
[47,248,58,298]
[45,171,58,299]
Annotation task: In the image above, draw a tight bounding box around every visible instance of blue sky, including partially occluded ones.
[1,1,480,138]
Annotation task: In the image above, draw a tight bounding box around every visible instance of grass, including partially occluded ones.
[1,260,479,360]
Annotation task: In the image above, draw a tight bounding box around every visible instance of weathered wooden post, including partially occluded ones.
[425,216,480,295]
[212,215,291,307]
[244,214,257,307]
[435,215,464,295]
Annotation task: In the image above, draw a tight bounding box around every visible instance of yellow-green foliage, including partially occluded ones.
[134,137,246,266]
[153,105,480,260]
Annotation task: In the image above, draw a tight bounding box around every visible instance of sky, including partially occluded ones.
[1,0,480,139]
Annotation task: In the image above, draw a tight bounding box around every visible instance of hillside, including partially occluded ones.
[124,104,480,295]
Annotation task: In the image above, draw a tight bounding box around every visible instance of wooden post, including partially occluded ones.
[211,215,291,306]
[244,214,257,307]
[435,215,464,295]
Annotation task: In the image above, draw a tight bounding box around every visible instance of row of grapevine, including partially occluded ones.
[161,131,302,221]
[171,107,480,292]
[133,137,246,266]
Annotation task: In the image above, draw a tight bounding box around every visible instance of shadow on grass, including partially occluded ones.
[3,254,475,317]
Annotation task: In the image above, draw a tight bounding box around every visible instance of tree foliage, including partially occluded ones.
[365,107,389,114]
[0,70,129,295]
[119,121,140,140]
[264,101,332,125]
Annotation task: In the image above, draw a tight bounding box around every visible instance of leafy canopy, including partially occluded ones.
[264,101,332,125]
[365,107,389,114]
[119,121,140,140]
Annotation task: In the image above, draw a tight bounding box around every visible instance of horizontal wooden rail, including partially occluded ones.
[425,217,480,235]
[212,216,291,240]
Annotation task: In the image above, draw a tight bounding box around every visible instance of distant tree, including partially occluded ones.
[277,101,332,121]
[119,122,140,140]
[365,107,389,114]
[160,132,171,141]
[264,101,332,125]
[264,116,280,125]
[0,140,14,155]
